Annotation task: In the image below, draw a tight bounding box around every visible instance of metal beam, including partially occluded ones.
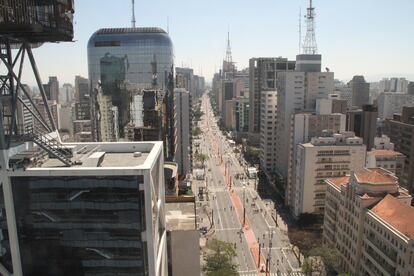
[26,44,57,131]
[0,52,52,133]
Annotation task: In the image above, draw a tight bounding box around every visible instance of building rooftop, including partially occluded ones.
[96,27,166,35]
[371,194,414,239]
[165,202,196,231]
[327,176,350,189]
[369,149,405,157]
[354,168,398,185]
[9,141,162,173]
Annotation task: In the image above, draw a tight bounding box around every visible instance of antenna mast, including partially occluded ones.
[131,0,136,28]
[225,30,232,63]
[302,0,318,54]
[298,8,302,54]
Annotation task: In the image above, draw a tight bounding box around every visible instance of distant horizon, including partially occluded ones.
[19,0,414,87]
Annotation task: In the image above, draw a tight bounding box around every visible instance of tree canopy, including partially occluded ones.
[203,239,239,276]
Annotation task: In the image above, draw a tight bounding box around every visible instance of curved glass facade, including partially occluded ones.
[87,28,174,140]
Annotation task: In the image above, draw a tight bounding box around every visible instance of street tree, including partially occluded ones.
[203,239,239,276]
[194,152,208,167]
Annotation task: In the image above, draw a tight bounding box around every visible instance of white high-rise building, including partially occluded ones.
[293,132,366,217]
[323,168,413,276]
[379,77,409,93]
[259,91,277,173]
[275,54,334,196]
[286,112,346,206]
[377,92,414,119]
[174,88,192,177]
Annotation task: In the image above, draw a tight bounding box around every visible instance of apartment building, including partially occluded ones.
[293,132,366,217]
[259,91,277,173]
[286,111,346,207]
[323,168,413,276]
[377,92,414,119]
[366,149,405,178]
[276,56,334,197]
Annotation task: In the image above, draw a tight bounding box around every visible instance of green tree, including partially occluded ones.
[203,239,239,276]
[194,152,208,167]
[309,246,340,275]
[192,127,202,137]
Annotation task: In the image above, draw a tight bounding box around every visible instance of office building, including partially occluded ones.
[334,81,353,109]
[361,105,378,150]
[286,111,346,206]
[323,168,413,276]
[96,88,119,142]
[174,88,192,177]
[259,91,277,173]
[275,54,334,195]
[88,27,174,142]
[235,97,250,133]
[346,105,378,150]
[1,140,168,276]
[175,67,194,95]
[73,120,93,142]
[224,100,237,130]
[349,75,370,108]
[43,76,59,103]
[248,57,295,135]
[384,106,414,194]
[61,83,73,104]
[316,94,347,115]
[293,132,366,217]
[408,82,414,95]
[377,92,414,119]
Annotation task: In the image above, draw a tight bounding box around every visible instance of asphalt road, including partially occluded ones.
[196,92,303,275]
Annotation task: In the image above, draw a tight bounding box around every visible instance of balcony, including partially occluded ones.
[366,235,397,264]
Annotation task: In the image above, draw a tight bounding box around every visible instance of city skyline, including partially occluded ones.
[22,0,414,86]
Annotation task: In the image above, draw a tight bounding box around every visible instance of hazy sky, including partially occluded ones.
[22,0,414,86]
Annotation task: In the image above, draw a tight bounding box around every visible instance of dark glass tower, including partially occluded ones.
[87,28,174,142]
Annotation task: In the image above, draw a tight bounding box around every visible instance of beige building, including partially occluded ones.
[293,132,366,217]
[323,168,414,276]
[366,149,405,178]
[224,100,236,130]
[97,91,119,142]
[286,111,346,207]
[259,91,277,173]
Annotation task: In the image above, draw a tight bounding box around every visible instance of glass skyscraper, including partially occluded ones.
[87,27,174,141]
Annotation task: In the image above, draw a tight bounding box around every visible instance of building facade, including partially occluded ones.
[293,132,366,217]
[88,27,174,142]
[366,149,405,178]
[275,54,334,197]
[248,57,295,135]
[174,88,192,177]
[377,92,414,119]
[259,91,277,173]
[286,112,346,207]
[349,75,370,108]
[0,141,168,276]
[323,168,413,276]
[384,106,414,195]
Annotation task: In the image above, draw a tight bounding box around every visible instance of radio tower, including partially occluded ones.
[302,0,317,54]
[131,0,136,28]
[225,31,232,63]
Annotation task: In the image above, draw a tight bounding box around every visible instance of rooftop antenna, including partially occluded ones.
[131,0,136,28]
[298,7,302,54]
[302,0,318,54]
[167,16,169,34]
[225,28,232,63]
